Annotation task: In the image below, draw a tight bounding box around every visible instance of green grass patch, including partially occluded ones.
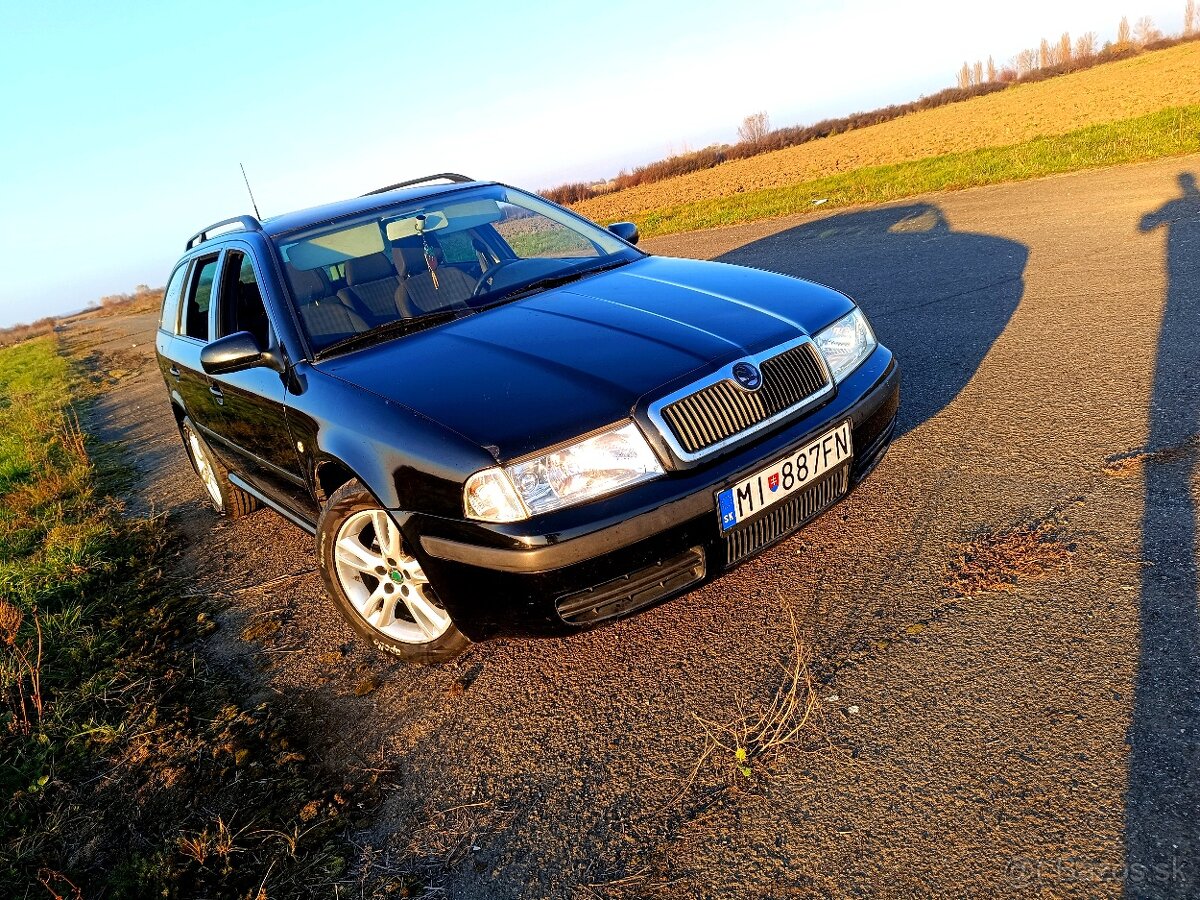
[0,337,377,897]
[636,104,1200,238]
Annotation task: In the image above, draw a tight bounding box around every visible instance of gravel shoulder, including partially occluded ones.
[67,154,1200,898]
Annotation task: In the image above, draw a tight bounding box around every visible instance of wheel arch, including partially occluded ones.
[312,455,358,504]
[309,436,401,509]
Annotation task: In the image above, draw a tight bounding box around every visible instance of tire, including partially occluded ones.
[181,418,259,519]
[317,479,469,664]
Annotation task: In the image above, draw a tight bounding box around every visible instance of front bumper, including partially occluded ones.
[406,346,899,640]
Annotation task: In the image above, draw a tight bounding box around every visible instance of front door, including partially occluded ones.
[205,247,311,515]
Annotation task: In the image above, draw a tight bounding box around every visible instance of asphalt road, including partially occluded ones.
[69,155,1200,899]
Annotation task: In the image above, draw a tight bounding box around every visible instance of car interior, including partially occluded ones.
[278,193,621,351]
[287,226,488,345]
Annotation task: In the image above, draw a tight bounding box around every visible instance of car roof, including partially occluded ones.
[182,179,501,256]
[259,180,497,238]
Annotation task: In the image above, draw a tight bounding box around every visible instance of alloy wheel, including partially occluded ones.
[332,509,451,644]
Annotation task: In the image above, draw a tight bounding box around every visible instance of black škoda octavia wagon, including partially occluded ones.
[157,174,899,662]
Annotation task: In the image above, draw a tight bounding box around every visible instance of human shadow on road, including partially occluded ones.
[1126,173,1200,899]
[716,203,1029,436]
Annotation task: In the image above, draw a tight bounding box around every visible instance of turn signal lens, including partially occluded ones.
[463,467,528,523]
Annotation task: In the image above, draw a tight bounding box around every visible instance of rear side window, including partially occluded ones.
[159,264,189,332]
[438,230,476,264]
[182,255,220,340]
[217,251,271,347]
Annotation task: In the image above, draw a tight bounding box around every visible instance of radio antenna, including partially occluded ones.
[239,162,263,220]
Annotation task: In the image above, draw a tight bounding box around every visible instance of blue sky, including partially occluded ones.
[0,0,1183,326]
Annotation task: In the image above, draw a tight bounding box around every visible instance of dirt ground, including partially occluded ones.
[68,154,1200,898]
[574,42,1200,224]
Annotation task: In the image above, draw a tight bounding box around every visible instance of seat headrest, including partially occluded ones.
[345,253,396,285]
[287,265,329,304]
[391,235,440,278]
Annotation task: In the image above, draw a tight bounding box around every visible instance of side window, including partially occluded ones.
[217,251,271,347]
[437,230,476,265]
[182,255,220,341]
[159,263,189,332]
[492,203,599,260]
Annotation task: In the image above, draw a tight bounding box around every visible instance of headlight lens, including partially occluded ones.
[464,422,664,522]
[813,307,877,382]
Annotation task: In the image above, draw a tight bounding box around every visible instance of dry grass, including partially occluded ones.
[0,337,381,897]
[677,606,822,798]
[574,41,1200,225]
[0,601,42,734]
[943,520,1074,598]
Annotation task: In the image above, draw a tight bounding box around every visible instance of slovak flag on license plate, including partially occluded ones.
[768,473,780,492]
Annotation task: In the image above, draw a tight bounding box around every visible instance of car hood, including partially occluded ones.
[318,255,854,461]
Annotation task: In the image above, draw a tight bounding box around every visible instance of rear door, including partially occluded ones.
[205,246,311,513]
[157,260,191,392]
[171,252,223,437]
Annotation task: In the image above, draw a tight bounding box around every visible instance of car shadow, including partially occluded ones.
[715,203,1029,436]
[1126,173,1200,898]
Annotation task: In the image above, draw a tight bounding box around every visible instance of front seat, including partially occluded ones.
[288,266,368,345]
[339,253,406,324]
[391,235,476,314]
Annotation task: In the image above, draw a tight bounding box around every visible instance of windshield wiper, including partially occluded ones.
[315,308,468,359]
[478,257,633,310]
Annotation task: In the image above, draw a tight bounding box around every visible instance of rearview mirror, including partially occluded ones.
[200,331,284,375]
[608,222,639,245]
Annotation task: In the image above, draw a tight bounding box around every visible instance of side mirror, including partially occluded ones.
[200,331,284,375]
[608,221,639,245]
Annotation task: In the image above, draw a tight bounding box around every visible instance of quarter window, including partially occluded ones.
[159,263,189,332]
[182,255,220,341]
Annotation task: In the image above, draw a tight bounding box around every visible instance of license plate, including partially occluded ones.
[717,422,853,532]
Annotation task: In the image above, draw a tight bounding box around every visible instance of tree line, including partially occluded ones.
[957,5,1197,87]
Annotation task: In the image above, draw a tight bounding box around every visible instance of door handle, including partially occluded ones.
[169,365,181,378]
[209,384,224,405]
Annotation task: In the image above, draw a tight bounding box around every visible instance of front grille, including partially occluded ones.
[556,547,706,625]
[660,342,830,456]
[724,465,849,566]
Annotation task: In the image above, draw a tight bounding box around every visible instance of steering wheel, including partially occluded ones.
[472,257,518,298]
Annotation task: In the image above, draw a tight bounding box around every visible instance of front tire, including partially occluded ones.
[317,479,468,664]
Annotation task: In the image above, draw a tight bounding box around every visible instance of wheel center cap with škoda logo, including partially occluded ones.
[732,361,762,391]
[389,569,404,583]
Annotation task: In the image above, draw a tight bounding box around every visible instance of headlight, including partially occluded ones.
[813,307,877,382]
[464,422,664,522]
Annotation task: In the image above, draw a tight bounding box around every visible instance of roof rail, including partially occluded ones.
[361,173,474,197]
[185,215,263,251]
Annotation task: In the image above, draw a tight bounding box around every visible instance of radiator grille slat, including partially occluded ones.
[661,342,830,456]
[724,466,849,566]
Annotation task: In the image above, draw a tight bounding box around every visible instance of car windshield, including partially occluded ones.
[272,185,641,355]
